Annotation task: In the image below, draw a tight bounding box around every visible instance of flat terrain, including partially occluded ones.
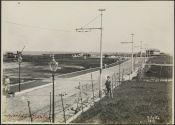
[72,55,173,124]
[2,58,144,123]
[3,55,121,80]
[3,55,127,93]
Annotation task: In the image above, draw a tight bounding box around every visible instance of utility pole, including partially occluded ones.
[121,33,134,73]
[76,9,106,98]
[134,41,143,69]
[144,44,149,63]
[99,9,105,98]
[142,48,147,63]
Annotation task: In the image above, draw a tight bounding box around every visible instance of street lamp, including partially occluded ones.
[17,51,22,92]
[49,54,58,123]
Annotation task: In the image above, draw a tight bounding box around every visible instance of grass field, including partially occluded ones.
[72,55,173,124]
[148,55,173,64]
[145,55,173,79]
[72,80,172,124]
[3,55,121,75]
[3,55,123,84]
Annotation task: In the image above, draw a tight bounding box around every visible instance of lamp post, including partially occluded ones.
[17,51,22,92]
[49,54,58,123]
[17,46,25,92]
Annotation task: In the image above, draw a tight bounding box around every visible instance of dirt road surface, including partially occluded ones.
[2,57,145,123]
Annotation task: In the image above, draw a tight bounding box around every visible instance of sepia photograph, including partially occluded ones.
[1,1,174,124]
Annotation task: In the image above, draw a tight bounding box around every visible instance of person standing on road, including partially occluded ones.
[4,76,10,95]
[105,76,112,98]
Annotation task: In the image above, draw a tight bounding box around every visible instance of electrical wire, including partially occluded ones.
[81,14,101,28]
[4,20,75,33]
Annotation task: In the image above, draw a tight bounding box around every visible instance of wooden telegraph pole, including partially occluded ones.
[76,9,106,98]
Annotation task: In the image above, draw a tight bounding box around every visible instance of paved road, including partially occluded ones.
[2,57,145,123]
[6,60,127,94]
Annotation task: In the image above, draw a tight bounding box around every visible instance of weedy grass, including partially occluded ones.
[72,55,172,124]
[72,81,172,124]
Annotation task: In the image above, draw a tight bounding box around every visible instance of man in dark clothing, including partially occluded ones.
[105,76,112,97]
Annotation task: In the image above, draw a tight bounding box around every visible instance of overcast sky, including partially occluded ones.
[2,1,174,54]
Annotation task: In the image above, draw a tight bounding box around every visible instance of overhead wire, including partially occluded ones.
[4,20,96,43]
[81,14,101,28]
[4,20,75,33]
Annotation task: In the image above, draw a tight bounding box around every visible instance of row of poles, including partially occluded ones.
[18,54,140,123]
[75,8,151,99]
[15,9,151,95]
[14,8,151,123]
[20,57,169,123]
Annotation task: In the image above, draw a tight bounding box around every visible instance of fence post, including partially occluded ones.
[86,84,88,97]
[166,67,168,82]
[122,69,124,82]
[159,66,162,82]
[119,63,121,83]
[117,73,119,86]
[60,93,66,123]
[114,72,117,87]
[91,73,95,103]
[154,74,157,82]
[27,100,33,122]
[79,82,83,112]
[111,74,114,98]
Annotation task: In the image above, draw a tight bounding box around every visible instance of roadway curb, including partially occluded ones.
[10,80,36,87]
[13,60,126,96]
[14,82,52,96]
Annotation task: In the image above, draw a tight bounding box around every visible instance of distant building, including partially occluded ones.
[146,49,160,56]
[4,52,17,58]
[108,55,117,58]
